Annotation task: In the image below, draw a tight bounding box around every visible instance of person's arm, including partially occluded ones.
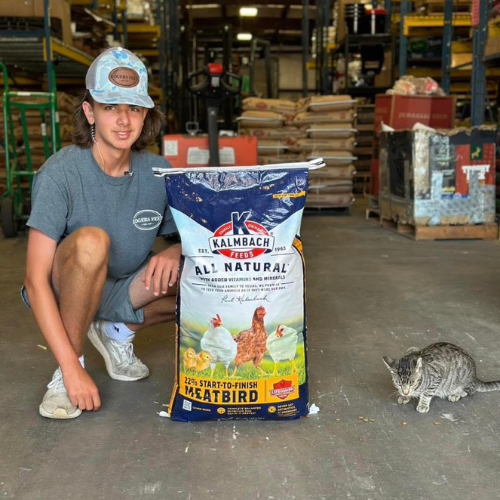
[25,228,100,411]
[143,243,181,295]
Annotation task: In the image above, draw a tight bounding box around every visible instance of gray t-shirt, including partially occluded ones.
[27,145,177,279]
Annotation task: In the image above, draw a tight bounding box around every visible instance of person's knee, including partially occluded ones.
[71,226,110,268]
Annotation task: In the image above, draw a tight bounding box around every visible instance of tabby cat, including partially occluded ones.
[383,342,500,413]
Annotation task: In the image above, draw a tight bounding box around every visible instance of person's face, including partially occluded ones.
[83,101,148,151]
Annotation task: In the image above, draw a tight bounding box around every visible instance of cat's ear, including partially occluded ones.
[383,356,397,371]
[416,357,423,371]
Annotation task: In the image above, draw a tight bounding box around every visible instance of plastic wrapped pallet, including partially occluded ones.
[152,159,326,421]
[379,125,496,226]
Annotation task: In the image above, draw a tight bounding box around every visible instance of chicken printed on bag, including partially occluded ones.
[183,348,213,373]
[231,306,268,378]
[194,351,212,372]
[267,325,299,376]
[200,314,238,379]
[183,348,198,371]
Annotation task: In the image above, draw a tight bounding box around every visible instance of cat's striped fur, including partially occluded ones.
[383,342,500,413]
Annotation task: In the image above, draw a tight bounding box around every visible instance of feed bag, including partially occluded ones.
[153,159,324,421]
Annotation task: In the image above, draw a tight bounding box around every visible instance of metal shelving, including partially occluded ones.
[332,33,395,100]
[0,36,93,82]
[0,0,97,90]
[397,0,494,125]
[403,13,471,34]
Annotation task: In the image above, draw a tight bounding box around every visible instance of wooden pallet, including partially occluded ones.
[366,206,380,222]
[378,217,498,241]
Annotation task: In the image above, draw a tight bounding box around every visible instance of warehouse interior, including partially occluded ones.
[2,0,500,499]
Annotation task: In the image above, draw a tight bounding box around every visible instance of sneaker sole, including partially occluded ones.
[39,405,82,419]
[88,324,149,382]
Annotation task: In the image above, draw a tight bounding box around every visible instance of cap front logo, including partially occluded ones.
[109,67,140,88]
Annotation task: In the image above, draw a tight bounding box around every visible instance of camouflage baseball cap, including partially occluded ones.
[86,47,154,109]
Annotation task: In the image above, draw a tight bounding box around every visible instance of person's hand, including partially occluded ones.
[62,364,101,411]
[143,243,181,296]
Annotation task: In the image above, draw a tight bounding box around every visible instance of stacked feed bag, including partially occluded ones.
[237,98,307,165]
[293,95,357,208]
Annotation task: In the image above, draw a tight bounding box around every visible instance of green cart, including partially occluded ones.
[1,62,61,237]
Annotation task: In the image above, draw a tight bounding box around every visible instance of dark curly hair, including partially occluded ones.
[72,90,164,151]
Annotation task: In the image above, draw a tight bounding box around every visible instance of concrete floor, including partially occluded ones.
[2,204,500,500]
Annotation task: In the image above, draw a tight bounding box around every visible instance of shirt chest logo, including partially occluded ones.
[133,210,163,230]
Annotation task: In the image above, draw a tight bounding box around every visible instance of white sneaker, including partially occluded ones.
[88,320,149,381]
[39,367,82,420]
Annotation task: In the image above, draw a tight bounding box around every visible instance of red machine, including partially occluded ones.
[163,63,257,168]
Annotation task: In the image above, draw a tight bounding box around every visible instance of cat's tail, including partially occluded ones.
[475,380,500,392]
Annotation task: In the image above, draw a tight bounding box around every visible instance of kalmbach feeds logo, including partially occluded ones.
[133,210,163,230]
[209,211,275,260]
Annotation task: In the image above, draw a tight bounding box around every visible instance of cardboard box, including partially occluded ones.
[374,50,393,88]
[378,126,496,226]
[451,53,473,70]
[485,36,500,59]
[370,94,456,196]
[374,94,456,133]
[0,0,72,45]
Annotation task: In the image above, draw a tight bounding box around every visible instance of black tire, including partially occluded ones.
[1,196,17,238]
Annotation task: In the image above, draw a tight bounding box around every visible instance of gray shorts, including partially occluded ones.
[20,259,150,324]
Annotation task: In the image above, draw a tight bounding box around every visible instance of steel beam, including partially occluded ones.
[323,0,331,95]
[441,0,453,94]
[470,0,488,126]
[302,0,309,97]
[399,0,409,77]
[315,0,323,94]
[112,0,118,42]
[43,0,54,92]
[121,3,128,48]
[384,0,392,33]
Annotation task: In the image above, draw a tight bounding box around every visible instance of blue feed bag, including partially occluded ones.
[154,164,318,422]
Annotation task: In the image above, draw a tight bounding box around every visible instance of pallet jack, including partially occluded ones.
[163,63,257,168]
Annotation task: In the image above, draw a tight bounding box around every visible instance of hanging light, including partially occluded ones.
[239,7,258,17]
[237,33,253,41]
